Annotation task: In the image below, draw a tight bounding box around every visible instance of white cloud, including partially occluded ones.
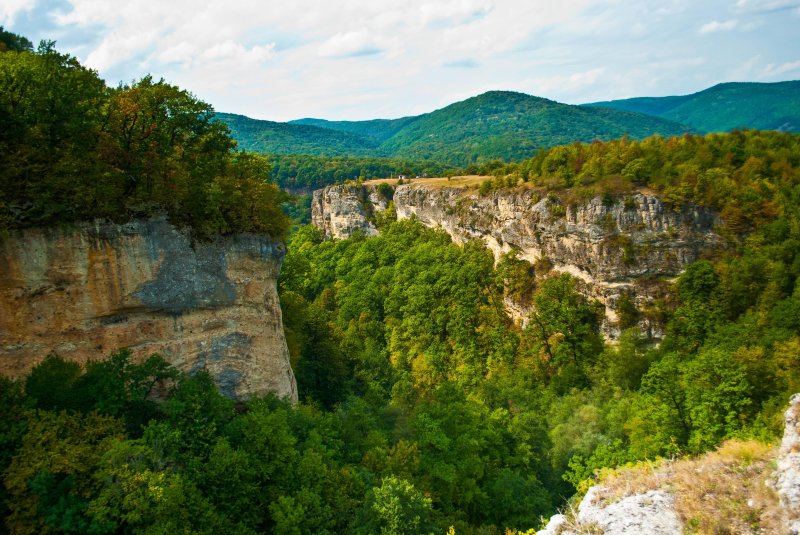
[699,19,739,33]
[157,41,196,66]
[11,0,792,121]
[760,59,800,77]
[735,0,800,10]
[84,30,159,71]
[728,55,761,80]
[418,0,493,27]
[200,40,275,64]
[1,0,36,25]
[443,58,480,68]
[525,67,606,96]
[318,29,386,58]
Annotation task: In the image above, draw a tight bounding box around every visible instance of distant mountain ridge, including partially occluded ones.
[377,91,689,164]
[216,81,799,166]
[585,80,800,133]
[216,91,689,166]
[215,112,379,157]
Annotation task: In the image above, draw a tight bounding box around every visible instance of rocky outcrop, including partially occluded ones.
[312,182,721,336]
[538,394,800,534]
[537,488,682,535]
[311,184,388,240]
[569,488,682,535]
[775,393,800,533]
[0,217,297,401]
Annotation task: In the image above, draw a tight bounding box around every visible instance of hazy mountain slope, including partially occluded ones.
[216,112,379,156]
[587,81,800,133]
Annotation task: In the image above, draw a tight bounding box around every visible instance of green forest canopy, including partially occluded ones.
[586,81,800,134]
[4,124,800,530]
[268,153,453,191]
[214,90,691,167]
[3,188,800,531]
[0,37,288,239]
[478,129,800,235]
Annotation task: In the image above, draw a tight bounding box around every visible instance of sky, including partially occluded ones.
[3,0,800,121]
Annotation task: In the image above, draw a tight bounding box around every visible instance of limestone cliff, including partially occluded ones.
[311,184,388,240]
[312,182,721,336]
[0,217,297,401]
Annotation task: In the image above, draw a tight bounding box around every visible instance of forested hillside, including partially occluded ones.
[269,154,453,190]
[379,91,690,165]
[289,115,421,143]
[216,83,799,190]
[587,81,800,133]
[216,90,690,167]
[480,129,798,235]
[217,112,380,157]
[5,129,798,532]
[0,35,288,239]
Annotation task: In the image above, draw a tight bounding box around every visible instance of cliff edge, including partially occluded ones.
[0,217,297,402]
[312,182,722,337]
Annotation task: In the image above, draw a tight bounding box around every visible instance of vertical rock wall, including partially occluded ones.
[0,217,297,401]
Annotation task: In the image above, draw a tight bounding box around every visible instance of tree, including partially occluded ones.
[4,410,124,534]
[0,27,33,52]
[0,43,107,227]
[87,439,229,534]
[352,476,433,535]
[526,274,604,388]
[24,355,81,411]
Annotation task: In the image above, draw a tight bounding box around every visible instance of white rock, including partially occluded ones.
[575,487,682,535]
[775,393,800,533]
[536,513,569,535]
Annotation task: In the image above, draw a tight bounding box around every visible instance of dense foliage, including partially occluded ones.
[380,91,690,166]
[0,39,288,238]
[215,91,691,168]
[0,26,32,52]
[289,116,421,144]
[269,154,452,191]
[216,112,379,157]
[587,81,800,134]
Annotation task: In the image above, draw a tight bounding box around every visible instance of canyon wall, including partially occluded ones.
[312,183,722,336]
[0,217,297,401]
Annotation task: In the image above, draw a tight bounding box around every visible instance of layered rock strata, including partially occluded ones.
[312,183,721,336]
[311,184,388,240]
[0,217,297,401]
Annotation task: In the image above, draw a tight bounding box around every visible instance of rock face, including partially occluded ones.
[312,183,721,336]
[0,217,297,401]
[536,488,682,535]
[311,184,388,240]
[577,488,682,535]
[775,393,800,533]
